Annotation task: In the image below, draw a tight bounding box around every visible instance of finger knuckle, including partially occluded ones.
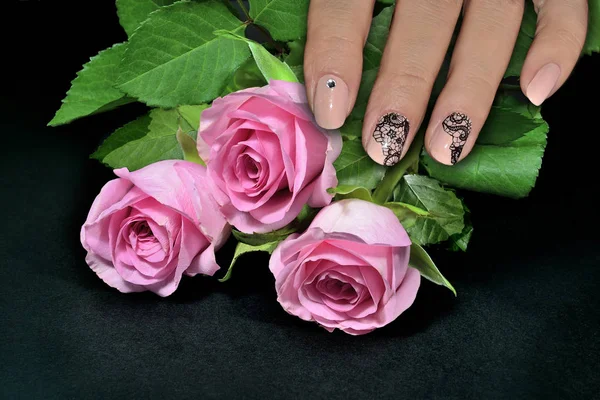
[382,68,432,93]
[422,0,462,9]
[458,72,497,98]
[502,0,525,11]
[305,33,362,61]
[553,25,587,53]
[304,33,363,79]
[467,0,523,13]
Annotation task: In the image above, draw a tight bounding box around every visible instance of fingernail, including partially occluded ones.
[526,63,561,106]
[365,112,410,167]
[428,112,472,165]
[314,75,349,129]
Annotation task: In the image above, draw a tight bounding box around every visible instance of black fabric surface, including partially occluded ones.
[2,2,599,399]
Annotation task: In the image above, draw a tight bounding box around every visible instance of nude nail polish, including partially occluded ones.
[314,75,349,130]
[365,113,410,166]
[526,63,561,106]
[428,112,472,165]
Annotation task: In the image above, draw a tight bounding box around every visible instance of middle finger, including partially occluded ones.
[362,0,463,166]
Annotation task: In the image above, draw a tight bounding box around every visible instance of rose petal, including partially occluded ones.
[236,89,314,122]
[292,118,328,194]
[336,267,420,333]
[186,242,220,277]
[310,200,412,247]
[85,252,146,294]
[307,124,342,207]
[298,284,347,322]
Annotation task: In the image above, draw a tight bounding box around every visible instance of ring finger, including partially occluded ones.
[425,0,524,165]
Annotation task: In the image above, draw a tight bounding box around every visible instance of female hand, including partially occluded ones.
[304,0,588,166]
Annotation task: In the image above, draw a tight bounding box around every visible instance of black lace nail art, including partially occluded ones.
[442,112,472,165]
[372,113,410,167]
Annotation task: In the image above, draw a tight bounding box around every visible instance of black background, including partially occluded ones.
[2,1,599,399]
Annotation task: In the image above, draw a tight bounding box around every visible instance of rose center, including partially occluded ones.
[235,152,268,191]
[125,219,164,259]
[133,221,152,237]
[316,276,359,302]
[244,155,260,179]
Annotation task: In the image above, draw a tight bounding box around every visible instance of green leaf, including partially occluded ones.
[93,107,205,170]
[333,140,386,190]
[384,201,429,229]
[177,104,209,133]
[232,228,294,246]
[117,1,250,108]
[339,120,362,141]
[219,241,279,282]
[494,93,541,119]
[284,39,305,66]
[422,105,548,199]
[328,185,373,202]
[448,223,473,252]
[505,1,536,77]
[289,65,305,83]
[49,43,135,127]
[91,114,151,161]
[232,206,318,246]
[393,175,465,246]
[476,107,542,145]
[363,6,394,72]
[351,70,378,121]
[116,0,178,37]
[248,0,309,41]
[284,38,305,82]
[409,243,456,296]
[219,57,267,95]
[214,30,298,82]
[350,6,394,120]
[584,0,600,55]
[176,127,205,165]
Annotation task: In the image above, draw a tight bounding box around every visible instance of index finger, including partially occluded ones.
[304,0,376,129]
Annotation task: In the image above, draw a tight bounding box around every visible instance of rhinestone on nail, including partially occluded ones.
[326,79,336,89]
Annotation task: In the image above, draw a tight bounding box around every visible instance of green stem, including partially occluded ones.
[236,0,251,22]
[372,131,425,205]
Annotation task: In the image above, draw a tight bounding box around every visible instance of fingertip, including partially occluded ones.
[362,112,412,167]
[522,62,562,106]
[313,75,350,130]
[519,0,588,104]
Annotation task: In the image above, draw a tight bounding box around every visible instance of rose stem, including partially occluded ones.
[372,130,425,205]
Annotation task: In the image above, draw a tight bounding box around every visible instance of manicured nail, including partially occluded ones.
[313,75,349,130]
[526,63,561,106]
[365,112,410,167]
[428,112,472,165]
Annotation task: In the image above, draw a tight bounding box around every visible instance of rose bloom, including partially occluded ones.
[81,160,230,297]
[269,199,420,335]
[197,80,342,233]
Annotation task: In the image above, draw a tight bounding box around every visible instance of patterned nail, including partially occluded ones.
[442,113,471,164]
[368,113,410,166]
[429,112,472,165]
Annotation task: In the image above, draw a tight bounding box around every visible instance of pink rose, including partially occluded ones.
[81,160,230,297]
[197,80,342,233]
[269,199,420,335]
